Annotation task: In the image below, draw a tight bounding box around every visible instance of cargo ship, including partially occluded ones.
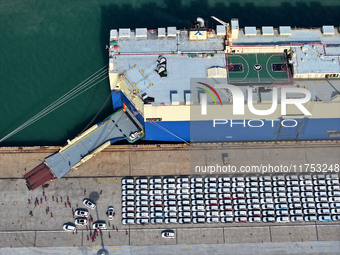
[24,17,340,189]
[108,17,340,142]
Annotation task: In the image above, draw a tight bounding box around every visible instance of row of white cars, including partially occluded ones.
[121,174,340,224]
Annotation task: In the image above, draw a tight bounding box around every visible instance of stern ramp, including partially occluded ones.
[25,107,143,189]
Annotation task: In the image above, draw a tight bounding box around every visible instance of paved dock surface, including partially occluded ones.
[0,142,339,253]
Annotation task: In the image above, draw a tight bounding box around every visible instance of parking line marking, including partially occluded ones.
[111,247,122,249]
[250,244,255,246]
[203,245,210,247]
[20,249,28,251]
[228,244,236,247]
[320,242,330,244]
[134,247,146,249]
[299,243,308,245]
[160,246,169,248]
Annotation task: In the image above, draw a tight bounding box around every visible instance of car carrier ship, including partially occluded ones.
[24,17,340,189]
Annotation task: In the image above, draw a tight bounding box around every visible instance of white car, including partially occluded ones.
[136,195,148,201]
[129,131,141,140]
[191,188,203,194]
[206,217,219,223]
[220,211,233,217]
[164,206,177,212]
[261,203,274,210]
[74,208,89,217]
[122,177,134,185]
[164,218,178,224]
[232,176,244,182]
[287,186,300,192]
[150,218,163,224]
[178,206,191,211]
[206,205,219,211]
[232,182,245,188]
[179,211,191,218]
[136,212,149,218]
[247,204,260,210]
[192,211,206,217]
[192,200,204,206]
[218,177,231,182]
[122,219,135,224]
[163,183,176,190]
[234,217,248,223]
[316,203,330,209]
[136,184,148,190]
[193,217,206,223]
[262,217,275,223]
[248,210,261,217]
[164,200,177,206]
[122,212,135,218]
[165,212,177,218]
[220,217,233,223]
[262,210,275,216]
[177,183,189,189]
[92,221,107,229]
[163,189,176,195]
[136,177,148,185]
[149,190,162,196]
[191,177,203,183]
[299,175,312,180]
[75,217,88,226]
[122,184,134,190]
[135,207,147,212]
[248,217,261,223]
[179,218,191,224]
[122,190,135,196]
[191,183,203,189]
[286,180,299,186]
[136,190,148,196]
[63,223,76,232]
[82,198,96,210]
[290,216,304,222]
[304,215,317,222]
[286,175,298,181]
[219,199,232,205]
[276,216,289,223]
[234,211,247,217]
[136,218,149,224]
[162,230,175,238]
[177,177,190,183]
[163,177,176,184]
[150,195,162,201]
[273,187,286,193]
[272,175,285,181]
[137,200,149,207]
[205,177,217,182]
[107,206,115,220]
[176,189,189,195]
[151,206,163,212]
[276,210,289,216]
[149,178,162,185]
[122,201,135,207]
[259,175,271,182]
[192,205,205,211]
[178,200,190,206]
[290,209,303,215]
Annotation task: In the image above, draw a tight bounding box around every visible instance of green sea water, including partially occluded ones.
[0,0,339,146]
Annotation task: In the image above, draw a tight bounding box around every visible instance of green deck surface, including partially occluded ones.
[227,53,290,84]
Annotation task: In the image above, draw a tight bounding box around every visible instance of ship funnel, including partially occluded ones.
[197,17,205,28]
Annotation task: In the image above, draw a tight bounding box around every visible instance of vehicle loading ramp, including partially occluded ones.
[25,107,143,190]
